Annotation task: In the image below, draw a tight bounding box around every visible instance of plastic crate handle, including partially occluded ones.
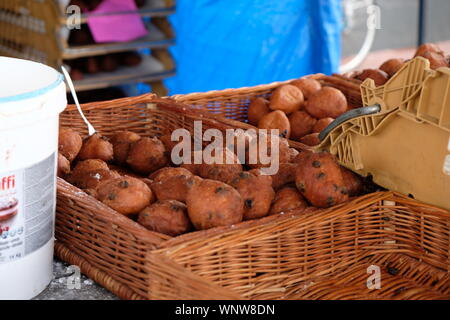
[319,104,381,141]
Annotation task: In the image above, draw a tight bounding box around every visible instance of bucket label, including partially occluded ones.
[0,154,55,264]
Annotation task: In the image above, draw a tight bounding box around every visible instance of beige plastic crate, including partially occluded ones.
[319,57,450,211]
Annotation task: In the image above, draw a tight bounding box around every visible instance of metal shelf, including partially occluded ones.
[55,0,175,24]
[58,22,174,60]
[67,54,175,92]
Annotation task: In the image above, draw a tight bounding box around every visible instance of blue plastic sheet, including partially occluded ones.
[166,0,343,94]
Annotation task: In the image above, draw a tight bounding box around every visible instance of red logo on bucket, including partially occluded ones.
[0,175,15,191]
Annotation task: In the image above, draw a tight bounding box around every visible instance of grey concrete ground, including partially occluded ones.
[33,258,117,300]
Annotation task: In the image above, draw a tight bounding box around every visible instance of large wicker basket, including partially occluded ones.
[56,94,450,300]
[172,73,363,124]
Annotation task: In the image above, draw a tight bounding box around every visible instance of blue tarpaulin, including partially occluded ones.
[166,0,343,95]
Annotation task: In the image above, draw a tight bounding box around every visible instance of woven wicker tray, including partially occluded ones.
[56,93,450,300]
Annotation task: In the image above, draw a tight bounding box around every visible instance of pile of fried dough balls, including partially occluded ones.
[247,78,347,147]
[58,127,371,237]
[349,43,450,85]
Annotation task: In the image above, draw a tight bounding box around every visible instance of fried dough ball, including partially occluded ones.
[138,200,191,236]
[414,43,444,58]
[258,110,291,139]
[295,151,349,208]
[97,176,153,216]
[420,51,449,70]
[312,118,334,134]
[110,131,141,165]
[270,187,308,215]
[59,128,82,162]
[305,87,348,119]
[126,137,168,174]
[198,148,243,184]
[186,179,243,230]
[250,162,296,190]
[288,111,317,141]
[151,175,194,202]
[357,69,389,86]
[150,167,194,202]
[57,153,71,178]
[341,167,363,197]
[299,133,321,146]
[248,97,270,126]
[290,78,321,100]
[270,163,297,190]
[229,172,275,220]
[247,134,291,170]
[73,169,121,190]
[77,133,114,162]
[379,58,405,77]
[69,159,119,189]
[71,159,109,173]
[270,84,304,114]
[149,167,193,182]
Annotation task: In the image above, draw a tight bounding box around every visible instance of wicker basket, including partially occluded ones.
[172,74,363,124]
[56,94,450,300]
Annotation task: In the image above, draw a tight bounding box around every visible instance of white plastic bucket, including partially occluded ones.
[0,57,66,299]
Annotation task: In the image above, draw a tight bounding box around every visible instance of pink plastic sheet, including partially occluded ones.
[87,0,148,43]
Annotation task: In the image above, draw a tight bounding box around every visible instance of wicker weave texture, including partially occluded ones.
[56,92,449,300]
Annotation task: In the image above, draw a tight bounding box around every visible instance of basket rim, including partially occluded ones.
[171,73,362,102]
[60,95,450,247]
